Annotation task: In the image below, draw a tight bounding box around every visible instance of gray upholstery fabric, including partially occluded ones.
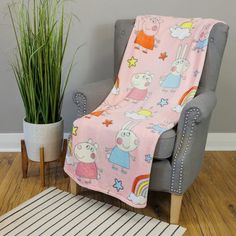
[77,78,114,114]
[198,23,229,92]
[149,160,172,192]
[154,129,176,159]
[73,19,229,195]
[114,20,135,79]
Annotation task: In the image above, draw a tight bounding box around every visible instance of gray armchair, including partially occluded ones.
[71,20,228,223]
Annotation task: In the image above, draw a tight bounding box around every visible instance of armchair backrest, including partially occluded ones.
[114,19,229,93]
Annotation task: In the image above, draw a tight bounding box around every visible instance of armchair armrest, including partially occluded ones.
[73,78,114,115]
[181,90,217,123]
[170,91,217,194]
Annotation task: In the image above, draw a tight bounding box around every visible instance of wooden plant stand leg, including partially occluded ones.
[21,139,68,187]
[170,194,183,224]
[21,140,28,178]
[40,146,45,187]
[60,139,68,177]
[70,177,79,195]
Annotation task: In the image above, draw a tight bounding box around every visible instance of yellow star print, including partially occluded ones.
[127,56,138,68]
[72,126,78,136]
[68,139,72,155]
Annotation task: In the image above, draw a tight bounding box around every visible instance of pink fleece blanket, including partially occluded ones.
[64,15,220,208]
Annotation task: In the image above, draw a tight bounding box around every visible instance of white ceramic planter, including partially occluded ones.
[23,119,64,162]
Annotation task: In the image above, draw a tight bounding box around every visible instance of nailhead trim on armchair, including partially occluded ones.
[72,91,87,117]
[170,108,200,194]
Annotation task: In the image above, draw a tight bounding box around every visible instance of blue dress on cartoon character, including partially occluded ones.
[109,146,130,169]
[195,38,208,50]
[151,124,168,134]
[161,73,181,89]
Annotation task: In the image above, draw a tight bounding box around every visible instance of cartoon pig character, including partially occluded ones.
[107,121,139,174]
[74,139,99,183]
[134,16,161,53]
[126,72,154,102]
[193,24,211,52]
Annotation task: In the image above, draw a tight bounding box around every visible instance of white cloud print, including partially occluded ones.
[170,26,191,40]
[125,111,147,120]
[128,193,146,205]
[173,104,183,113]
[66,153,74,165]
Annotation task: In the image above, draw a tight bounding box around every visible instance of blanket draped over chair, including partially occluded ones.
[64,15,220,208]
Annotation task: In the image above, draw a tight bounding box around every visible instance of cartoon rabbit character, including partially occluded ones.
[193,24,211,52]
[126,72,154,102]
[107,121,139,174]
[160,45,190,91]
[134,16,161,53]
[74,139,99,183]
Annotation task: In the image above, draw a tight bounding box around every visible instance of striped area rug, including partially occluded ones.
[0,187,186,236]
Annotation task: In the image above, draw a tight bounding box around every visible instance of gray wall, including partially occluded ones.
[0,0,235,133]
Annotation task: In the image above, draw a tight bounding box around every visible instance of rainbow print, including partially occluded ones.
[128,174,150,205]
[111,76,120,95]
[132,174,150,197]
[65,135,74,165]
[114,76,120,90]
[178,86,197,106]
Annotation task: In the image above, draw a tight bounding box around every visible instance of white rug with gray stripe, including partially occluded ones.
[0,187,186,236]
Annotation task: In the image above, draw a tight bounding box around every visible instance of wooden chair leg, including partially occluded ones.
[70,177,79,195]
[21,140,28,178]
[40,146,45,187]
[170,194,183,224]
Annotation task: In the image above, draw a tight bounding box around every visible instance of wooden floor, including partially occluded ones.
[0,152,235,236]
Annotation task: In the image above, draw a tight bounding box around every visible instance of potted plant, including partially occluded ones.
[9,0,74,162]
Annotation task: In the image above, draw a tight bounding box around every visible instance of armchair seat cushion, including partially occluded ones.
[154,129,176,160]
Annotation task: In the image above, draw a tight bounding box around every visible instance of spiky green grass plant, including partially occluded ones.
[9,0,74,124]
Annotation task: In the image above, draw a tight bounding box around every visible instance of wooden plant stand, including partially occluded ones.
[21,139,68,187]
